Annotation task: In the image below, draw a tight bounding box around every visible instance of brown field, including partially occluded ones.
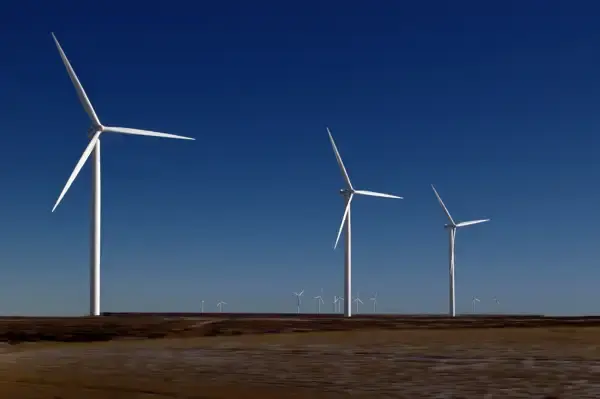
[1,315,600,398]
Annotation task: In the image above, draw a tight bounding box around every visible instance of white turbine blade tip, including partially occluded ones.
[51,33,102,126]
[327,128,353,190]
[333,195,352,249]
[456,219,490,228]
[354,190,403,199]
[51,133,100,213]
[103,126,195,140]
[431,184,455,224]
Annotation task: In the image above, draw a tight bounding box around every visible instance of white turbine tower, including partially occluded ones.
[200,300,205,313]
[327,128,402,318]
[337,296,344,313]
[217,301,227,312]
[293,290,304,314]
[313,294,324,314]
[431,184,489,318]
[333,296,339,313]
[369,292,378,313]
[472,297,480,314]
[50,33,195,316]
[353,292,364,314]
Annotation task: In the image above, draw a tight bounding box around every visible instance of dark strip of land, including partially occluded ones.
[1,314,600,344]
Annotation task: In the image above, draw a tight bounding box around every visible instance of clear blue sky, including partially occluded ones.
[1,1,600,316]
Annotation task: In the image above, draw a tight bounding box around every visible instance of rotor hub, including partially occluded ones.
[87,125,104,138]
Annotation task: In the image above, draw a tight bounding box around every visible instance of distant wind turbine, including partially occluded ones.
[369,292,378,313]
[472,297,480,314]
[293,290,304,314]
[333,296,339,313]
[217,301,227,313]
[353,292,364,314]
[338,296,344,313]
[328,128,402,318]
[201,300,204,313]
[50,33,195,316]
[493,296,500,312]
[431,184,490,318]
[313,292,325,314]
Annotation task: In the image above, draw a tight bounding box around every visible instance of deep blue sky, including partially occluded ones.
[1,1,600,315]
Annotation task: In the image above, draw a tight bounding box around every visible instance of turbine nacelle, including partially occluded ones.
[88,125,103,138]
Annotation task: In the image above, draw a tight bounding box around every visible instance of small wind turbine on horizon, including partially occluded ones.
[369,292,378,313]
[472,297,480,314]
[333,296,339,313]
[49,33,195,316]
[338,296,344,313]
[293,290,304,314]
[327,128,402,318]
[431,184,490,318]
[314,291,325,314]
[353,292,364,314]
[201,300,204,313]
[217,301,227,313]
[493,296,500,312]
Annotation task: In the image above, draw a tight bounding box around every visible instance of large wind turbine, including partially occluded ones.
[327,127,402,318]
[431,184,489,318]
[50,33,195,316]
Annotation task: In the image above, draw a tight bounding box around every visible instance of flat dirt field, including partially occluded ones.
[0,316,599,398]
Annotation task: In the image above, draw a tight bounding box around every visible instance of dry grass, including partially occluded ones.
[1,317,600,398]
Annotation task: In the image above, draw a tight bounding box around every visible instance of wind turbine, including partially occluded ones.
[369,292,378,313]
[313,293,325,314]
[50,33,195,316]
[431,184,489,318]
[293,290,304,314]
[493,296,500,313]
[353,292,364,314]
[327,128,402,317]
[337,296,344,313]
[471,297,480,314]
[333,296,339,313]
[217,301,227,312]
[200,300,205,313]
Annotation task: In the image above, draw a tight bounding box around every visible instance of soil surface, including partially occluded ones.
[0,316,599,398]
[1,315,600,344]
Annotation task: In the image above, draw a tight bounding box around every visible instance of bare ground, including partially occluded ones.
[1,316,599,398]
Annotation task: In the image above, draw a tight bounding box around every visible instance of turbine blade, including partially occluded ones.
[327,127,353,190]
[354,190,402,199]
[431,184,455,225]
[334,193,354,249]
[52,131,101,212]
[456,219,490,228]
[51,33,101,126]
[102,126,195,140]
